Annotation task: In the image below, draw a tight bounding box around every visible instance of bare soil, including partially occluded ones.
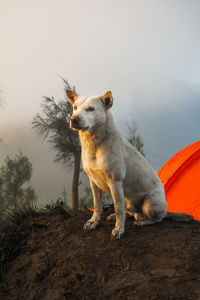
[1,206,200,300]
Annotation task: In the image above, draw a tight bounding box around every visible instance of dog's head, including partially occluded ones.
[67,90,113,135]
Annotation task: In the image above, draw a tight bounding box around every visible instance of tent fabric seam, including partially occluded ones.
[164,149,200,193]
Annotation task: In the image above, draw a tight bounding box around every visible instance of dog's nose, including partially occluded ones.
[71,115,79,125]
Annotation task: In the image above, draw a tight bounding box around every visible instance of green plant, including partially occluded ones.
[0,152,37,211]
[44,189,71,212]
[44,199,65,212]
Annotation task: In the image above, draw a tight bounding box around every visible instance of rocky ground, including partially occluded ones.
[1,206,200,300]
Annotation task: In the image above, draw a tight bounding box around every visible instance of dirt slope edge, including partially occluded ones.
[1,207,200,300]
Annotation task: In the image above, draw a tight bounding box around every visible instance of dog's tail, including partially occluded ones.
[165,212,194,222]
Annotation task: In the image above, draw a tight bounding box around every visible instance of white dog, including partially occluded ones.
[67,90,193,240]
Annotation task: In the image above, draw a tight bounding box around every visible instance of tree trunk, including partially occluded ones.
[72,149,81,211]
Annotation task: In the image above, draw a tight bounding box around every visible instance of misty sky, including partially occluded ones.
[0,0,200,203]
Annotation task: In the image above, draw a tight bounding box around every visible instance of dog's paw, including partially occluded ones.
[106,213,116,222]
[133,219,156,226]
[111,228,124,240]
[133,220,145,226]
[83,219,99,231]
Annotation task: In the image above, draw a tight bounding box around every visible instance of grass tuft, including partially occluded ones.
[44,199,71,215]
[0,201,40,280]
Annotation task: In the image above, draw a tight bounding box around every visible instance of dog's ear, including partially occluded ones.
[66,90,79,105]
[101,91,113,110]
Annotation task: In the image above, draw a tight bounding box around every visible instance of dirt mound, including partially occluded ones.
[1,206,200,300]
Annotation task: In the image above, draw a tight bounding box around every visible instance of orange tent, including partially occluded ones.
[158,141,200,221]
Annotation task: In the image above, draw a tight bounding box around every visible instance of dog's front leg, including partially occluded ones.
[109,180,125,240]
[83,179,103,231]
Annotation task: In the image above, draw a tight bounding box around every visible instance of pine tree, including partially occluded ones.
[32,80,81,211]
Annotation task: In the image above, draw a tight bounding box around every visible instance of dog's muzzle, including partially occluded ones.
[70,115,89,131]
[70,115,80,129]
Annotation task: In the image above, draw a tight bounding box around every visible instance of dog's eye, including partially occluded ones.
[74,105,77,110]
[85,107,95,112]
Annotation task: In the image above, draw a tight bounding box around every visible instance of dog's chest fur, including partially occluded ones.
[79,132,111,193]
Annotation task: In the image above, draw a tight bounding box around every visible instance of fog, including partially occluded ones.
[0,0,200,203]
